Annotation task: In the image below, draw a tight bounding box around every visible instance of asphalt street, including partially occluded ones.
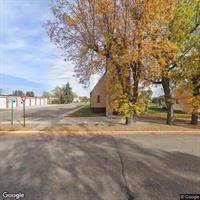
[0,104,79,123]
[0,134,199,200]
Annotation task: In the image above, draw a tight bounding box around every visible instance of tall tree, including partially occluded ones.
[147,0,199,124]
[12,90,24,96]
[26,91,35,97]
[46,0,175,124]
[52,83,74,104]
[61,82,74,103]
[52,86,62,98]
[181,37,200,124]
[42,91,52,99]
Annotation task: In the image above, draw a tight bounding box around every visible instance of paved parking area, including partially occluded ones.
[0,104,79,124]
[0,134,200,200]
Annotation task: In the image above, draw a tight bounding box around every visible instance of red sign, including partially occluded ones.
[21,96,26,102]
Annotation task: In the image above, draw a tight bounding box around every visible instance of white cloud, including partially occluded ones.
[0,38,27,50]
[0,0,97,97]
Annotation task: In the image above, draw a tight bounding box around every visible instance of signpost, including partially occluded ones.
[21,96,26,127]
[9,97,15,125]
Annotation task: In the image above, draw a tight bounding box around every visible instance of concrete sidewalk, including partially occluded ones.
[63,116,125,124]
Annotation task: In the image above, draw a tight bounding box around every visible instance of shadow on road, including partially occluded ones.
[0,135,199,200]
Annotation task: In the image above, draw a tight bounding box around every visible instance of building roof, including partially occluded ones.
[90,73,106,94]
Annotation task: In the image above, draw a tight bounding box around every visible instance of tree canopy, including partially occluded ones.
[12,90,24,97]
[46,0,200,125]
[26,91,35,97]
[52,83,75,104]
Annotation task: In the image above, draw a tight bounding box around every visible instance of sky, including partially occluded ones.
[0,0,98,96]
[0,0,163,97]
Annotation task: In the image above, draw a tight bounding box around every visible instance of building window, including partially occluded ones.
[97,95,100,103]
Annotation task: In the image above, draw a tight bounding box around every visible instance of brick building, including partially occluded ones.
[90,72,117,116]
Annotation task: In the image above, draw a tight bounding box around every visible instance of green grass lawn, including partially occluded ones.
[148,104,186,114]
[68,103,195,125]
[69,103,191,120]
[68,105,105,117]
[144,104,191,121]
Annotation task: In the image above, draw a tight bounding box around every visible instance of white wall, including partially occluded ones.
[17,97,23,108]
[30,98,35,106]
[25,99,30,107]
[0,96,48,109]
[0,97,6,109]
[41,98,46,106]
[36,98,40,106]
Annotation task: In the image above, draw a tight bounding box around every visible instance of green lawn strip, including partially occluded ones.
[68,105,105,117]
[148,104,186,114]
[147,104,190,120]
[69,103,192,121]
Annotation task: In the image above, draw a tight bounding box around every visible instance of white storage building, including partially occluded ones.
[0,95,48,109]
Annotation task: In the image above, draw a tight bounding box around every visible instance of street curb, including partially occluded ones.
[0,130,200,136]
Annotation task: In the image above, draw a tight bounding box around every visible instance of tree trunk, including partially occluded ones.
[191,77,199,125]
[131,62,139,121]
[191,111,198,125]
[166,103,174,125]
[125,115,133,125]
[132,78,139,122]
[123,65,134,125]
[162,78,174,125]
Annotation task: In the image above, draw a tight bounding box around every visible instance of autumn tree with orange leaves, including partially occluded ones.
[147,0,200,125]
[46,0,199,125]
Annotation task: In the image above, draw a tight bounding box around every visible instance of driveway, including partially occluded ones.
[0,104,79,124]
[0,134,199,200]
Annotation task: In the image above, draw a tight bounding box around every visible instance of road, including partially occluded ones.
[0,134,199,200]
[0,104,79,124]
